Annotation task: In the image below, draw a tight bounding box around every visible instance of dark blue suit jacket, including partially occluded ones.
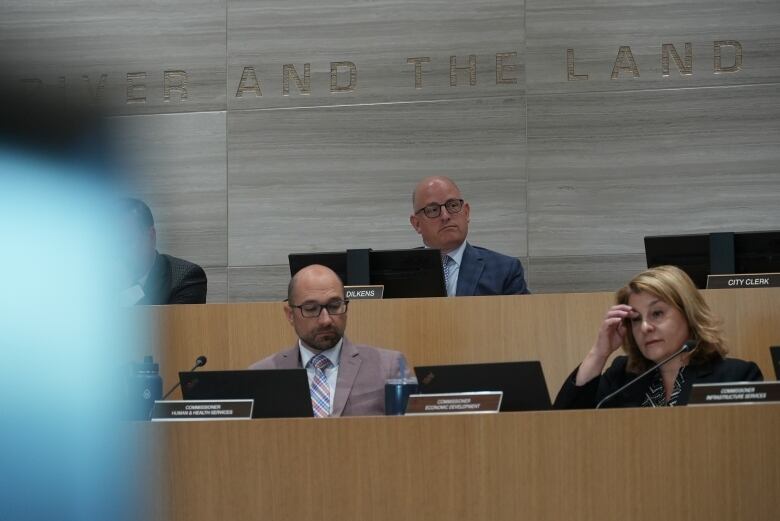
[455,243,530,296]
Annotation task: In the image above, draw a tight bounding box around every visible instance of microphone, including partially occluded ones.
[161,355,208,401]
[595,339,697,409]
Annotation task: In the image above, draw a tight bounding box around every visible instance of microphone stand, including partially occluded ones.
[161,356,208,400]
[595,340,697,409]
[148,356,207,420]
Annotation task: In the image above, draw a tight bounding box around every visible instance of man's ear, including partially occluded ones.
[410,214,422,234]
[283,304,294,324]
[149,226,157,249]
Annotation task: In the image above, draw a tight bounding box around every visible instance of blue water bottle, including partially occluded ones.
[384,359,418,415]
[128,355,163,420]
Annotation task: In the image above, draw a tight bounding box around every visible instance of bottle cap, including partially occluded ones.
[133,355,159,373]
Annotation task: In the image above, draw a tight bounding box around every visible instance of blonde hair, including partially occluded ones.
[615,265,727,373]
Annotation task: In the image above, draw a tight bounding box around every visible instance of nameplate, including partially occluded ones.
[688,382,780,406]
[150,399,254,421]
[405,392,502,415]
[706,273,780,289]
[345,285,384,299]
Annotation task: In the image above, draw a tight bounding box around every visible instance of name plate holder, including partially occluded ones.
[688,381,780,406]
[345,285,384,300]
[706,272,780,289]
[405,391,502,415]
[150,399,254,421]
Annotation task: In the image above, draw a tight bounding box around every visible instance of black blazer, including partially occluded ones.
[553,355,763,409]
[139,253,207,305]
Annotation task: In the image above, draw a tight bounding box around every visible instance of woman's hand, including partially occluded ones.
[575,305,635,386]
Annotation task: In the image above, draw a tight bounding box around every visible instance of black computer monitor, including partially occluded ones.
[288,248,446,299]
[770,346,780,380]
[180,369,313,419]
[644,230,780,288]
[414,361,552,412]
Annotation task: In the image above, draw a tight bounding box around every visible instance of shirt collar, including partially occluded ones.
[443,240,467,267]
[299,338,343,368]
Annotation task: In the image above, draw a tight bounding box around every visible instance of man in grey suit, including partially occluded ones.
[250,265,408,417]
[409,176,530,296]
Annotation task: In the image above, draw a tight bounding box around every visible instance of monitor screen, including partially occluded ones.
[180,369,313,419]
[644,230,780,288]
[289,248,446,298]
[414,361,552,412]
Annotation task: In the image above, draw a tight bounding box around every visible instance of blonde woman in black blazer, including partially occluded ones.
[554,265,762,409]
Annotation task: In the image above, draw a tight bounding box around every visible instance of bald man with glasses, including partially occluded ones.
[250,264,409,417]
[410,176,529,296]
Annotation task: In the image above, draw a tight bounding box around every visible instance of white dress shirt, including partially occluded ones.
[441,240,467,297]
[119,256,154,306]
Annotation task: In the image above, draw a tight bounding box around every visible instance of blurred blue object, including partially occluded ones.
[0,146,140,519]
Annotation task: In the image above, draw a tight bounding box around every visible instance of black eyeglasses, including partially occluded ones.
[289,299,349,318]
[414,198,464,219]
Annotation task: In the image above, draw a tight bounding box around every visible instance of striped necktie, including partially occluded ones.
[308,354,333,417]
[441,254,454,296]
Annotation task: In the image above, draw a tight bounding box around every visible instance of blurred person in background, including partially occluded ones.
[119,197,207,305]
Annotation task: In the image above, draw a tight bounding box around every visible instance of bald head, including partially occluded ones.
[285,264,348,352]
[411,176,462,209]
[409,175,470,253]
[287,264,345,304]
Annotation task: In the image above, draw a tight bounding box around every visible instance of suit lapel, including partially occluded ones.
[679,361,715,405]
[456,243,483,296]
[276,345,302,369]
[332,338,361,416]
[620,379,650,406]
[610,366,655,407]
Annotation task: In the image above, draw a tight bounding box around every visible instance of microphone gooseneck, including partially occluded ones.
[595,339,697,409]
[160,355,209,401]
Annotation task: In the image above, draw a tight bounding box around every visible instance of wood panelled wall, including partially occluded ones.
[138,288,780,397]
[3,0,780,301]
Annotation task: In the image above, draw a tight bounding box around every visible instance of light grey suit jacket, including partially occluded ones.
[248,337,408,417]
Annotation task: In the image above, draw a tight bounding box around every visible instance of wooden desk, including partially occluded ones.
[140,288,780,398]
[136,404,780,521]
